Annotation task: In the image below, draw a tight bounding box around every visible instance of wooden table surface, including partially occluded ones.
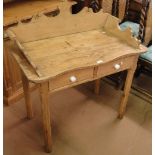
[12,29,145,82]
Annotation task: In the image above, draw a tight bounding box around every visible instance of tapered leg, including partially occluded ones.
[94,79,101,95]
[39,82,52,153]
[118,68,135,119]
[21,73,33,119]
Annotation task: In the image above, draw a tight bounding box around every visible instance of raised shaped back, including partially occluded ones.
[8,1,109,43]
[7,0,140,49]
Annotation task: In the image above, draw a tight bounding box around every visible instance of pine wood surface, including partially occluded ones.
[7,3,147,83]
[7,7,107,43]
[39,81,52,153]
[10,29,146,83]
[4,0,63,27]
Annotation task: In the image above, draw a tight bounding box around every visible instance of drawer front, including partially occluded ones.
[97,56,136,77]
[49,67,94,91]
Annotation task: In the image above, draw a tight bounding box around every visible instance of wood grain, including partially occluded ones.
[6,2,146,84]
[49,67,93,91]
[97,56,136,77]
[39,82,52,153]
[21,72,33,119]
[8,8,108,43]
[118,57,138,118]
[104,14,141,48]
[9,29,147,83]
[4,0,63,27]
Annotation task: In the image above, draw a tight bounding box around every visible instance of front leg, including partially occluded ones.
[118,68,135,119]
[39,82,52,153]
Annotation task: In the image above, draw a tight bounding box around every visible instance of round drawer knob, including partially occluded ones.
[97,60,103,64]
[69,76,77,82]
[114,64,121,70]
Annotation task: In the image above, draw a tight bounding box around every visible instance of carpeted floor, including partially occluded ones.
[4,81,152,155]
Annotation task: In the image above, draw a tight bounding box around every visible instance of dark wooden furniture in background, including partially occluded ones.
[124,0,142,23]
[121,0,152,69]
[107,0,152,89]
[121,0,152,78]
[71,0,102,14]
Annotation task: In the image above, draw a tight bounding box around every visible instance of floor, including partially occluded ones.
[133,73,152,94]
[4,78,152,155]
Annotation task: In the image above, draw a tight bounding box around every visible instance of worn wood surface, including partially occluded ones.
[8,8,107,43]
[118,57,138,118]
[7,5,147,83]
[4,0,63,27]
[10,29,146,83]
[97,55,136,77]
[104,15,141,48]
[39,82,52,153]
[49,67,94,91]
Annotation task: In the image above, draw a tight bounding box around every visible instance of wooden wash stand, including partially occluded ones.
[7,1,147,153]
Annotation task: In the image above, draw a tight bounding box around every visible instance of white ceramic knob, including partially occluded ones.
[114,64,121,70]
[69,76,77,82]
[96,60,103,64]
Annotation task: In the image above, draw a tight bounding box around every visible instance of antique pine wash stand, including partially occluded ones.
[7,2,147,153]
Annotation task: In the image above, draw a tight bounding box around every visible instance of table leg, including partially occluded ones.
[118,68,136,119]
[21,73,33,119]
[94,79,101,95]
[39,82,52,153]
